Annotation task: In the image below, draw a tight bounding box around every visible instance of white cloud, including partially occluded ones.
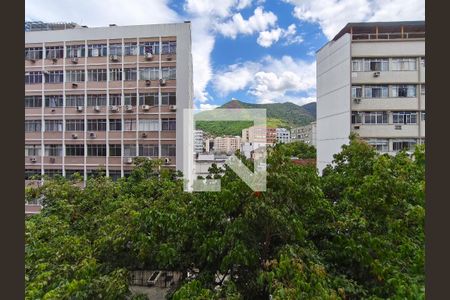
[284,0,424,40]
[216,7,278,39]
[199,103,219,110]
[213,55,316,103]
[185,0,252,18]
[257,23,303,47]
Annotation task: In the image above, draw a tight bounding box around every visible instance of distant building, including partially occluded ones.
[242,126,276,145]
[194,130,204,153]
[213,136,241,154]
[240,142,266,159]
[291,122,316,146]
[276,128,291,144]
[316,21,425,173]
[194,153,228,177]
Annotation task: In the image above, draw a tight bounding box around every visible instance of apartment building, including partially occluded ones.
[242,126,277,145]
[291,122,316,146]
[275,128,291,144]
[193,130,204,154]
[316,21,425,173]
[213,136,241,154]
[25,22,193,182]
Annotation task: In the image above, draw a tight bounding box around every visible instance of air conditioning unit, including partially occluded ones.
[395,125,402,130]
[167,56,173,61]
[110,105,119,112]
[27,57,36,63]
[71,57,79,64]
[164,157,170,164]
[169,105,177,111]
[29,157,37,163]
[49,157,56,163]
[72,83,78,88]
[159,79,166,86]
[52,58,58,63]
[89,132,96,138]
[141,132,148,138]
[353,98,361,104]
[353,125,360,130]
[145,80,151,87]
[94,105,101,112]
[373,71,381,77]
[110,54,119,62]
[72,133,78,139]
[76,106,83,112]
[124,157,133,164]
[141,105,150,111]
[51,108,56,112]
[125,105,133,112]
[144,52,153,60]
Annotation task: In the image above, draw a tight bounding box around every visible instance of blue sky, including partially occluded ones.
[25,0,424,109]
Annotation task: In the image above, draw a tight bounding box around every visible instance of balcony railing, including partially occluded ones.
[352,32,425,41]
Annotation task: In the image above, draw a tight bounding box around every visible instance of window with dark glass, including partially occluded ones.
[87,69,107,81]
[44,144,63,156]
[25,96,42,108]
[87,44,107,57]
[161,118,176,130]
[45,120,63,132]
[393,112,417,124]
[66,45,85,58]
[25,71,42,84]
[87,94,107,106]
[110,94,122,106]
[161,41,176,54]
[87,144,107,156]
[45,70,64,83]
[139,93,158,106]
[45,46,64,59]
[109,144,121,156]
[66,119,84,131]
[87,119,107,131]
[139,144,159,156]
[363,112,388,124]
[124,93,137,106]
[66,144,84,156]
[25,47,43,60]
[161,144,176,156]
[109,119,122,131]
[66,95,84,107]
[45,95,63,107]
[124,42,138,56]
[139,41,159,55]
[161,92,176,105]
[66,70,85,82]
[124,68,137,81]
[25,120,41,132]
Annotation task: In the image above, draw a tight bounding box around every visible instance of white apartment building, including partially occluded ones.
[291,122,316,146]
[316,21,425,173]
[193,130,204,153]
[276,128,291,144]
[213,136,241,154]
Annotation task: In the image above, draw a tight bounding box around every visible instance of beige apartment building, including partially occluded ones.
[291,122,316,146]
[316,21,425,173]
[213,136,241,154]
[242,126,277,145]
[25,22,193,182]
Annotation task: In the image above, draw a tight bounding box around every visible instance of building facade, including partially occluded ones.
[193,130,204,154]
[25,22,193,182]
[213,136,241,154]
[291,122,316,146]
[275,128,291,144]
[316,21,425,173]
[242,126,277,145]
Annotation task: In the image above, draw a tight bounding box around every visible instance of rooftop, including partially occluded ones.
[25,21,80,32]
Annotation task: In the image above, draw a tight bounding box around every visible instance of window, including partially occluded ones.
[161,144,176,156]
[161,92,176,105]
[161,41,176,54]
[161,67,176,80]
[88,44,107,57]
[124,93,137,106]
[66,144,84,156]
[25,145,41,156]
[66,119,84,131]
[25,47,43,60]
[124,119,137,131]
[44,169,63,178]
[25,71,42,84]
[367,139,389,152]
[364,85,389,98]
[124,68,138,81]
[109,170,122,181]
[87,69,107,81]
[44,144,63,156]
[87,95,107,106]
[87,144,107,156]
[352,59,363,71]
[109,44,122,56]
[124,144,137,157]
[421,112,425,121]
[45,120,63,132]
[109,144,121,156]
[139,41,159,55]
[110,94,122,106]
[391,58,417,71]
[421,84,425,95]
[139,67,159,80]
[45,70,64,83]
[363,58,389,71]
[351,86,362,98]
[139,144,159,157]
[66,70,85,82]
[25,169,41,180]
[110,68,122,81]
[66,95,84,107]
[124,42,138,56]
[420,57,425,68]
[44,97,61,109]
[161,118,176,130]
[87,119,107,131]
[351,112,363,124]
[391,85,416,97]
[364,112,388,124]
[139,93,158,106]
[66,45,85,58]
[392,140,417,152]
[25,120,41,132]
[25,96,42,108]
[139,119,160,131]
[109,119,122,131]
[45,46,64,59]
[393,111,417,124]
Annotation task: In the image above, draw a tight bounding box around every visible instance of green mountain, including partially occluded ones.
[195,100,316,137]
